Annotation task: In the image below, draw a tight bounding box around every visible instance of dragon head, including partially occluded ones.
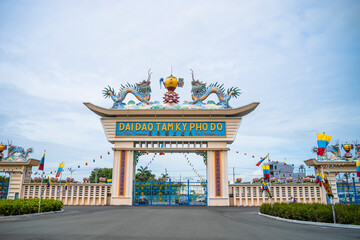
[355,144,360,151]
[330,143,340,151]
[354,141,360,156]
[136,69,152,93]
[190,69,206,94]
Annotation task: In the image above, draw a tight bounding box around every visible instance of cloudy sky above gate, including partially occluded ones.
[0,0,359,182]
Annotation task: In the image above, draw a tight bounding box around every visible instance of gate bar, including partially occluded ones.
[188,180,190,205]
[150,180,153,205]
[169,179,171,205]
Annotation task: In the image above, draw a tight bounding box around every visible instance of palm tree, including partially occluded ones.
[137,166,148,175]
[160,173,169,181]
[135,166,155,182]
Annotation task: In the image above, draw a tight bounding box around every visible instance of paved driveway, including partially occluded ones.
[0,206,359,240]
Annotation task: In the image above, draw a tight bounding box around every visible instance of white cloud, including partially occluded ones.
[0,0,359,181]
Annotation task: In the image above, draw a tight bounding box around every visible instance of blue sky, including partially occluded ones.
[0,1,359,182]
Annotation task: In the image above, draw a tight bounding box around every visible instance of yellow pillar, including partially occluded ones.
[207,142,229,206]
[111,142,134,205]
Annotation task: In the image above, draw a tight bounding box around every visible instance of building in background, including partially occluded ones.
[269,161,306,180]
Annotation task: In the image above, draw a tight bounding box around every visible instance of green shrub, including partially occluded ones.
[260,202,360,225]
[0,199,63,216]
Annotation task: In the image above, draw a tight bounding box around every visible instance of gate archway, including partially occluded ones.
[85,102,259,206]
[133,151,207,206]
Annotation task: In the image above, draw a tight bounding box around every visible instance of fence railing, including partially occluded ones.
[229,183,322,206]
[22,183,112,206]
[22,183,322,206]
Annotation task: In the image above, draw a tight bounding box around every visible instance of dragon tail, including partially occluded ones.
[227,87,241,98]
[102,85,115,98]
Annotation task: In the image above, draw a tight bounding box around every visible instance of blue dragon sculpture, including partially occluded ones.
[329,141,341,158]
[3,142,33,162]
[103,69,153,109]
[187,69,241,108]
[354,141,360,159]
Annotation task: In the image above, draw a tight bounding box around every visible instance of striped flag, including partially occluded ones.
[261,181,272,198]
[47,178,51,188]
[262,164,270,179]
[38,151,46,171]
[356,160,360,177]
[317,133,332,156]
[256,153,269,166]
[64,183,68,191]
[55,163,65,177]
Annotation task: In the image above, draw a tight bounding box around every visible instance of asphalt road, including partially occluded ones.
[0,206,359,240]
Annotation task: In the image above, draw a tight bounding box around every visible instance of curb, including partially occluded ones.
[0,209,64,219]
[258,212,360,229]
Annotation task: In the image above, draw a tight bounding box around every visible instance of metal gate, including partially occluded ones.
[337,181,360,204]
[0,181,9,199]
[133,180,207,206]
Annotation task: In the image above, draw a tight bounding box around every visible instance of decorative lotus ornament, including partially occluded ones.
[34,177,42,182]
[235,177,242,183]
[252,177,259,183]
[342,142,354,158]
[303,177,311,182]
[99,177,106,183]
[66,177,74,182]
[160,67,184,105]
[51,177,59,182]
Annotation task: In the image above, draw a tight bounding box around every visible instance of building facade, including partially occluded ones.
[269,161,306,180]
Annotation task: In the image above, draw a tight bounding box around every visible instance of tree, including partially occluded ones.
[0,175,10,182]
[89,168,112,183]
[158,173,169,182]
[135,166,155,182]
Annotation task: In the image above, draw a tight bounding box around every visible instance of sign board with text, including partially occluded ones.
[115,122,226,137]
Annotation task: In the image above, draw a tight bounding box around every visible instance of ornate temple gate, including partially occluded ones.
[85,102,259,206]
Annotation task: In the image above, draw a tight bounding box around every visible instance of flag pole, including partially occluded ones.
[267,155,273,206]
[38,172,44,213]
[59,164,63,201]
[38,150,46,213]
[324,132,336,223]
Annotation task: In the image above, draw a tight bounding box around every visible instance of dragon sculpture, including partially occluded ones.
[354,140,360,160]
[103,69,153,109]
[187,69,241,108]
[354,141,360,159]
[329,141,341,158]
[3,141,33,162]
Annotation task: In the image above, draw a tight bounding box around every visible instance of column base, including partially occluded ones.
[111,197,132,206]
[208,197,229,206]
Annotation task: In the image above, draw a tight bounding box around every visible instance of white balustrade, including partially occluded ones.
[229,183,322,206]
[22,183,111,206]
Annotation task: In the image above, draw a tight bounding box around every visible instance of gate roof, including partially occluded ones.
[84,102,259,118]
